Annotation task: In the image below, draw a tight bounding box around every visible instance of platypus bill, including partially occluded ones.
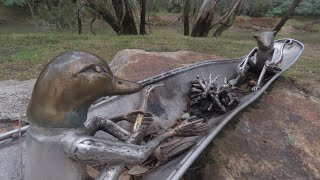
[27,51,143,128]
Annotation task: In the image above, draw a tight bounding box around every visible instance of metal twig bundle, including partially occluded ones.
[189,74,240,116]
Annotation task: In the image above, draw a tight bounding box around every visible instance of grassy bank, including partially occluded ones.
[0,27,254,80]
[0,22,319,83]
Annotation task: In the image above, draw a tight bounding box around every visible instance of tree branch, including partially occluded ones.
[272,0,302,35]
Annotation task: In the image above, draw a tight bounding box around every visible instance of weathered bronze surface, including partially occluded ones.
[27,51,143,128]
[189,74,239,116]
[25,51,207,180]
[0,39,304,180]
[228,31,292,91]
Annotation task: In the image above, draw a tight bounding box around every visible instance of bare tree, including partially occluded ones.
[27,0,39,31]
[83,0,121,34]
[191,0,220,37]
[273,0,302,35]
[211,0,243,37]
[183,0,190,36]
[112,0,138,35]
[81,0,139,35]
[77,6,96,35]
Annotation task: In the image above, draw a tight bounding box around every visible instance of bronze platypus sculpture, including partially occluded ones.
[27,51,143,128]
[228,31,291,91]
[25,51,207,180]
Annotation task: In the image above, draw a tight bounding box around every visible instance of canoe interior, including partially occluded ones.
[0,39,304,180]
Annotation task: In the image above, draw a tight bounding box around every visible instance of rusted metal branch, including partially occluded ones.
[97,84,165,180]
[189,74,239,116]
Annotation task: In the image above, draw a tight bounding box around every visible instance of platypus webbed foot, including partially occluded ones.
[171,116,208,137]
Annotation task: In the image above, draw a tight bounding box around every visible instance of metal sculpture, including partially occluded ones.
[0,35,304,180]
[25,51,207,180]
[189,74,239,116]
[228,31,293,91]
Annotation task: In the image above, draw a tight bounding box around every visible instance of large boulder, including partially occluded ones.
[111,49,320,179]
[110,49,223,81]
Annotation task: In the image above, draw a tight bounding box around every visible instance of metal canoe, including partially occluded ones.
[0,39,304,180]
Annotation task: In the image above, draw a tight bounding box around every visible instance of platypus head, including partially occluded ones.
[27,51,143,128]
[253,31,276,50]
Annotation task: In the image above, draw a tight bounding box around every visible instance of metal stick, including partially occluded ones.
[0,125,29,141]
[97,84,165,180]
[19,119,22,180]
[133,84,165,132]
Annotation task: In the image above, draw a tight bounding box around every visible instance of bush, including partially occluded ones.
[244,0,272,17]
[268,0,320,16]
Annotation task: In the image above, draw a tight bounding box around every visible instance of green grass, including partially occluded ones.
[0,17,320,84]
[0,26,255,80]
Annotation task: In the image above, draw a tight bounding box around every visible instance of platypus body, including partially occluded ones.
[25,51,207,180]
[25,51,143,180]
[27,51,142,128]
[25,126,86,180]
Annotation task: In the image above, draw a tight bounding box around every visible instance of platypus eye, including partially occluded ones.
[95,65,102,73]
[78,65,104,74]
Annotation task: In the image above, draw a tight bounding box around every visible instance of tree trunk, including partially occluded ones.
[212,13,236,37]
[139,0,147,35]
[77,8,82,34]
[84,0,121,34]
[191,0,220,37]
[112,0,138,35]
[210,0,242,30]
[90,15,96,35]
[272,0,302,35]
[183,0,190,36]
[27,1,39,31]
[211,0,243,37]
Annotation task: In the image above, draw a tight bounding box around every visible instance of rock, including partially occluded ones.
[111,50,320,179]
[110,49,223,82]
[0,49,221,130]
[200,78,320,179]
[0,79,36,124]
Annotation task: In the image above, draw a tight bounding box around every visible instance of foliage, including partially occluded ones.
[1,24,320,83]
[37,0,78,30]
[242,0,272,17]
[4,0,77,30]
[3,0,29,6]
[215,0,237,15]
[268,0,320,16]
[242,0,320,17]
